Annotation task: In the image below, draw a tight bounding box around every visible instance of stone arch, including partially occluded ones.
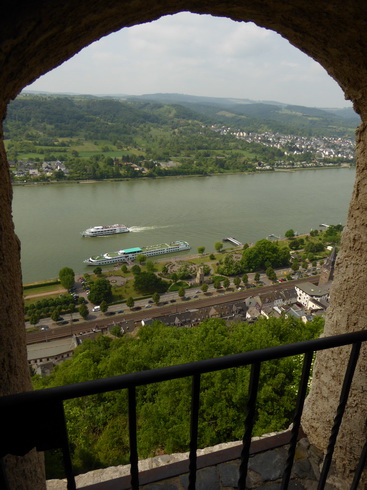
[2,1,367,487]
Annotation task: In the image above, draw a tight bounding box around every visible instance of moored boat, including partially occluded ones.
[84,240,191,265]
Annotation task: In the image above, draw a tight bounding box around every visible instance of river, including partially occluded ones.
[12,168,355,284]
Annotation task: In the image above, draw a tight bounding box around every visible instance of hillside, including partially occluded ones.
[4,93,357,182]
[133,93,360,136]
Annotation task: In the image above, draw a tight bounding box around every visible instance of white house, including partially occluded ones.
[295,282,330,310]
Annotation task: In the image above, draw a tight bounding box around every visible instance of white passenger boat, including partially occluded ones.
[81,224,130,237]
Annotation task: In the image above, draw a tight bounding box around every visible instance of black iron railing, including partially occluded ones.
[2,329,367,489]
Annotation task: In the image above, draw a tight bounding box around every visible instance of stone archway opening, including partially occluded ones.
[2,2,367,488]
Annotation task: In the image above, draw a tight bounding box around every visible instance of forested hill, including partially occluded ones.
[4,95,210,140]
[6,92,359,139]
[131,93,360,137]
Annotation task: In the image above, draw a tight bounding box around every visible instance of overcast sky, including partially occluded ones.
[27,12,351,109]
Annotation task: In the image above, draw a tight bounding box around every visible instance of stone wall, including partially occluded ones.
[46,434,349,489]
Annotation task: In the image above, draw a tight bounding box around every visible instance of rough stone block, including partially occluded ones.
[248,447,288,481]
[218,461,240,487]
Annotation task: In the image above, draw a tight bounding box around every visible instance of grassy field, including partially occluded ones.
[23,283,65,297]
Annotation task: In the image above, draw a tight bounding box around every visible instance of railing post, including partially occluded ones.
[318,342,362,489]
[281,351,313,489]
[128,386,139,490]
[351,438,367,489]
[238,361,261,490]
[188,374,201,490]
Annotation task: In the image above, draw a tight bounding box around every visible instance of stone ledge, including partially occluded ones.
[47,429,295,489]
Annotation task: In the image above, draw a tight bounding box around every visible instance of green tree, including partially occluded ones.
[110,325,123,337]
[68,302,76,321]
[134,272,169,295]
[100,300,108,313]
[289,239,300,250]
[178,287,186,299]
[242,273,249,285]
[136,254,147,265]
[266,267,277,282]
[215,242,223,253]
[285,229,295,239]
[78,303,89,320]
[126,297,135,309]
[198,246,205,255]
[152,292,160,305]
[254,272,260,282]
[59,267,75,290]
[121,264,128,273]
[93,267,102,275]
[51,309,60,322]
[33,316,325,475]
[241,239,290,271]
[233,276,241,288]
[131,264,141,275]
[88,278,112,304]
[146,260,155,272]
[217,254,243,276]
[304,241,325,254]
[223,277,230,289]
[201,283,208,293]
[291,260,300,272]
[214,278,222,289]
[29,314,39,326]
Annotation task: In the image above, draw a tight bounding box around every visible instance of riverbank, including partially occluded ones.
[12,163,353,187]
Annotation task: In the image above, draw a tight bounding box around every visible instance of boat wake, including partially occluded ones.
[129,225,172,233]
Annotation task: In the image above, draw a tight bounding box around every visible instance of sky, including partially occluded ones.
[27,12,351,109]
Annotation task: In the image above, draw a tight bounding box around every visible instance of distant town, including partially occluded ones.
[211,126,355,168]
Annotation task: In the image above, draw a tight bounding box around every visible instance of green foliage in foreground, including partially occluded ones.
[33,316,324,476]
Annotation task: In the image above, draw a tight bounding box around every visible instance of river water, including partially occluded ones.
[12,168,356,284]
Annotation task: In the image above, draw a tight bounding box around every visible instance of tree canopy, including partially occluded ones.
[33,316,324,477]
[285,229,295,239]
[133,272,169,294]
[88,278,112,305]
[59,267,75,290]
[241,239,290,271]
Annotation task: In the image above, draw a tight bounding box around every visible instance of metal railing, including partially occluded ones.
[2,329,367,489]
